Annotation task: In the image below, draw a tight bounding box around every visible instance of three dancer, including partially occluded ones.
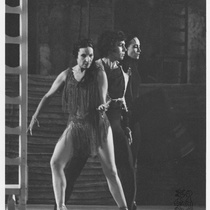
[29,31,141,210]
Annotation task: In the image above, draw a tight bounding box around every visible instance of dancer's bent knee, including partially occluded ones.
[50,158,65,172]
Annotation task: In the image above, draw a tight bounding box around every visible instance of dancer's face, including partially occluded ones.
[127,37,141,59]
[110,40,127,61]
[77,47,94,69]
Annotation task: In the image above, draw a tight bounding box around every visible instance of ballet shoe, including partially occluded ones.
[119,207,128,210]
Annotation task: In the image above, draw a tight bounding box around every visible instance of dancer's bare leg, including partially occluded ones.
[97,126,127,209]
[50,129,73,210]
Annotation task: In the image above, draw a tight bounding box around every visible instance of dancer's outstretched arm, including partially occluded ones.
[28,69,68,135]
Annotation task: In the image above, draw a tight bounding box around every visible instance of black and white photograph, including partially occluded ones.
[4,0,207,210]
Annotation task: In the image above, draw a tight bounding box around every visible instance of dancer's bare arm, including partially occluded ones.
[28,69,68,135]
[97,66,109,111]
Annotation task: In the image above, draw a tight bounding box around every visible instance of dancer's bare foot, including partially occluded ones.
[58,205,68,210]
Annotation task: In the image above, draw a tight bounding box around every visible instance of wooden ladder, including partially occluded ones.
[5,0,28,210]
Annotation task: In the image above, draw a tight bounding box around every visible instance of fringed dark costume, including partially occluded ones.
[60,67,109,157]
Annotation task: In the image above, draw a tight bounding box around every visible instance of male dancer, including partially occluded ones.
[95,30,136,210]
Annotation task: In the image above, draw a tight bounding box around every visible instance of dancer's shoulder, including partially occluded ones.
[95,59,105,72]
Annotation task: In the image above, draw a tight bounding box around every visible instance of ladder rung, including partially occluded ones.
[6,185,21,195]
[6,96,21,104]
[6,5,21,14]
[5,66,21,75]
[6,126,21,135]
[6,35,21,44]
[6,157,21,165]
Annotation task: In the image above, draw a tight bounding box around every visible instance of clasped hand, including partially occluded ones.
[125,127,133,145]
[97,101,110,118]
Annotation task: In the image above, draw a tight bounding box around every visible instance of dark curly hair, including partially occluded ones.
[97,30,126,57]
[72,38,94,59]
[125,33,140,48]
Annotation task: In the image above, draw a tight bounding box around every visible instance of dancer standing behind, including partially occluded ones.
[95,31,136,210]
[121,34,142,166]
[28,38,128,210]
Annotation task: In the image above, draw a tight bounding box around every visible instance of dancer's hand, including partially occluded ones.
[97,101,110,118]
[27,115,40,135]
[125,127,132,145]
[97,101,110,112]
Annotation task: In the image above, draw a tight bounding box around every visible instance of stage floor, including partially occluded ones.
[10,205,205,210]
